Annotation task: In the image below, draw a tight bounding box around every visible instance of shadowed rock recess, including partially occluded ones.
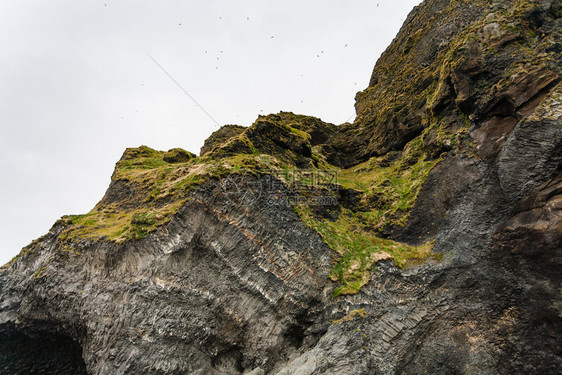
[1,0,560,373]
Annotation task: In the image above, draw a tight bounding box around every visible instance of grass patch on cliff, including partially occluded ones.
[57,133,442,297]
[58,147,287,243]
[294,204,437,297]
[59,146,200,243]
[291,137,442,297]
[104,137,440,295]
[340,138,441,231]
[60,207,180,243]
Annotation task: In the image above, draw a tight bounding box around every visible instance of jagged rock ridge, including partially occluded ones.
[0,0,560,374]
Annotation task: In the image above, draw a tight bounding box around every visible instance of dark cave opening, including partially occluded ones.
[0,326,88,375]
[284,323,307,349]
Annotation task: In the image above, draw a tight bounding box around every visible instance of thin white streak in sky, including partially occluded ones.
[147,53,221,128]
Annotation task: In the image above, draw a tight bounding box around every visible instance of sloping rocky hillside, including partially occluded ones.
[1,0,560,374]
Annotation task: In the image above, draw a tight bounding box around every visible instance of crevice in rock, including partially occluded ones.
[283,323,307,349]
[211,345,244,374]
[283,302,323,350]
[515,78,560,116]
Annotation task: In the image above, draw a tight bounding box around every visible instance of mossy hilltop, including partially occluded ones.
[11,0,561,297]
[51,111,444,296]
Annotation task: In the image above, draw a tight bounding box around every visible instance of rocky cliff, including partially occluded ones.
[1,0,560,374]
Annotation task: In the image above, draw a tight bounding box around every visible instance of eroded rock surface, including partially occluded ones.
[1,177,334,374]
[1,0,560,374]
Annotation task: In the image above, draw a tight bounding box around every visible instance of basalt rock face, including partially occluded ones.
[1,0,561,374]
[328,0,561,167]
[0,177,334,374]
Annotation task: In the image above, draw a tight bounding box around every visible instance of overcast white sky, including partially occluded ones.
[0,0,422,265]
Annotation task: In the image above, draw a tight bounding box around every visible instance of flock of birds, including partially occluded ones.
[102,1,388,125]
[102,0,383,80]
[183,16,356,72]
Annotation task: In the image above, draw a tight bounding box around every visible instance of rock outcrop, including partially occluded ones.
[1,0,560,374]
[328,0,561,167]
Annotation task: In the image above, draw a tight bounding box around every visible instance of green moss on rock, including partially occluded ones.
[329,0,560,167]
[200,125,247,156]
[57,145,293,244]
[292,136,443,296]
[163,148,196,163]
[48,105,446,297]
